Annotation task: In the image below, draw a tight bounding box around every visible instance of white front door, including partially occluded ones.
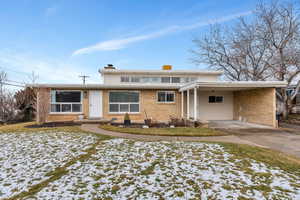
[89,90,102,118]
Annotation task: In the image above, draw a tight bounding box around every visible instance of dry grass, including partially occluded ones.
[0,122,112,140]
[99,124,228,137]
[219,142,300,177]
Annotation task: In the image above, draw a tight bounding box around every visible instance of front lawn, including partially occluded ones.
[0,123,299,199]
[100,124,228,137]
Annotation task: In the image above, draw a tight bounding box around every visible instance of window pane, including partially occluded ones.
[120,104,129,112]
[171,77,180,83]
[109,104,119,112]
[157,92,166,102]
[209,96,216,103]
[216,96,223,103]
[130,104,139,112]
[72,104,82,112]
[51,104,60,112]
[131,77,140,83]
[166,93,175,102]
[55,91,81,102]
[141,77,150,83]
[151,77,160,83]
[109,92,139,103]
[121,76,130,82]
[62,104,71,112]
[161,77,170,83]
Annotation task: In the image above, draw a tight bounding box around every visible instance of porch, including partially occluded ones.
[179,81,283,127]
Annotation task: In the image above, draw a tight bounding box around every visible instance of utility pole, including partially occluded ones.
[79,75,90,84]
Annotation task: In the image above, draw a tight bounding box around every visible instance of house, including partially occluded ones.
[28,65,287,127]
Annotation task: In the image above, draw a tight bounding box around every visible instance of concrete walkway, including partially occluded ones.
[81,124,266,147]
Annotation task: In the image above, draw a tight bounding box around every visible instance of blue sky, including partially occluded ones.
[0,0,268,87]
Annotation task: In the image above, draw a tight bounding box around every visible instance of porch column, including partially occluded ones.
[194,87,197,121]
[181,91,184,118]
[187,89,190,119]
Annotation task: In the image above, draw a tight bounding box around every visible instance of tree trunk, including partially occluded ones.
[282,104,289,120]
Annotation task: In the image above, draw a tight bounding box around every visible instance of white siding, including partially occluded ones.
[103,74,220,84]
[197,91,234,121]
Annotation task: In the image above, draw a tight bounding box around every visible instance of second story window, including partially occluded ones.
[161,77,171,83]
[121,76,130,82]
[171,77,181,83]
[131,77,140,83]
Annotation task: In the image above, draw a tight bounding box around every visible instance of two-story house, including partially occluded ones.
[29,65,287,127]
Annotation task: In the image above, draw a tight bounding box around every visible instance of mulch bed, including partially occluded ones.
[25,121,81,128]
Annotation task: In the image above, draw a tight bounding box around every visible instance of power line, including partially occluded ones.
[1,82,24,88]
[79,75,90,84]
[6,79,26,85]
[0,66,32,76]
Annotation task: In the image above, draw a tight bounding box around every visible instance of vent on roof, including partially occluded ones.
[104,64,116,69]
[162,65,172,70]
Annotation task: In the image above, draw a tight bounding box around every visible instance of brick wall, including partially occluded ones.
[102,89,181,123]
[233,88,277,127]
[36,88,89,123]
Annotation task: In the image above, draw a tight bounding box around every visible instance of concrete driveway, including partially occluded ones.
[210,121,300,158]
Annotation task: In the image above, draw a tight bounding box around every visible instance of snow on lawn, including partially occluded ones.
[35,139,300,200]
[0,131,98,198]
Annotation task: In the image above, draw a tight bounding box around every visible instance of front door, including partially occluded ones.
[89,90,102,118]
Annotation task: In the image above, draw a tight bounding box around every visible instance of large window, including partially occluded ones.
[109,91,139,113]
[50,90,82,113]
[157,91,175,103]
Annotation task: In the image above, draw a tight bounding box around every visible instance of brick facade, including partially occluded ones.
[233,88,277,127]
[36,88,89,123]
[102,90,181,123]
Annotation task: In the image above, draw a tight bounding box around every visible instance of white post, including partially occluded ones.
[181,91,184,118]
[194,87,197,121]
[187,89,190,119]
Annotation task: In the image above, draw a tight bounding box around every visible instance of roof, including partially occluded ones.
[179,81,288,91]
[99,69,223,76]
[26,84,180,90]
[27,81,287,91]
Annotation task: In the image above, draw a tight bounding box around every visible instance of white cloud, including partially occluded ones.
[72,11,252,56]
[45,5,59,17]
[0,50,101,85]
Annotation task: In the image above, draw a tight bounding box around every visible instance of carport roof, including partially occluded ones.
[179,81,287,91]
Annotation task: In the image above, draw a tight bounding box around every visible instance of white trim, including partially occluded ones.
[156,91,176,103]
[179,81,288,92]
[49,112,83,115]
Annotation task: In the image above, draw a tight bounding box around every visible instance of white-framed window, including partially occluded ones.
[157,91,175,103]
[171,77,181,83]
[50,90,83,113]
[161,77,171,83]
[109,91,140,113]
[131,77,141,83]
[120,76,130,82]
[208,96,224,103]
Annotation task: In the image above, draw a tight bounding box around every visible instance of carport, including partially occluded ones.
[179,81,287,128]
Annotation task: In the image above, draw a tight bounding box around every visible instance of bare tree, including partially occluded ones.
[0,71,8,121]
[192,1,300,119]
